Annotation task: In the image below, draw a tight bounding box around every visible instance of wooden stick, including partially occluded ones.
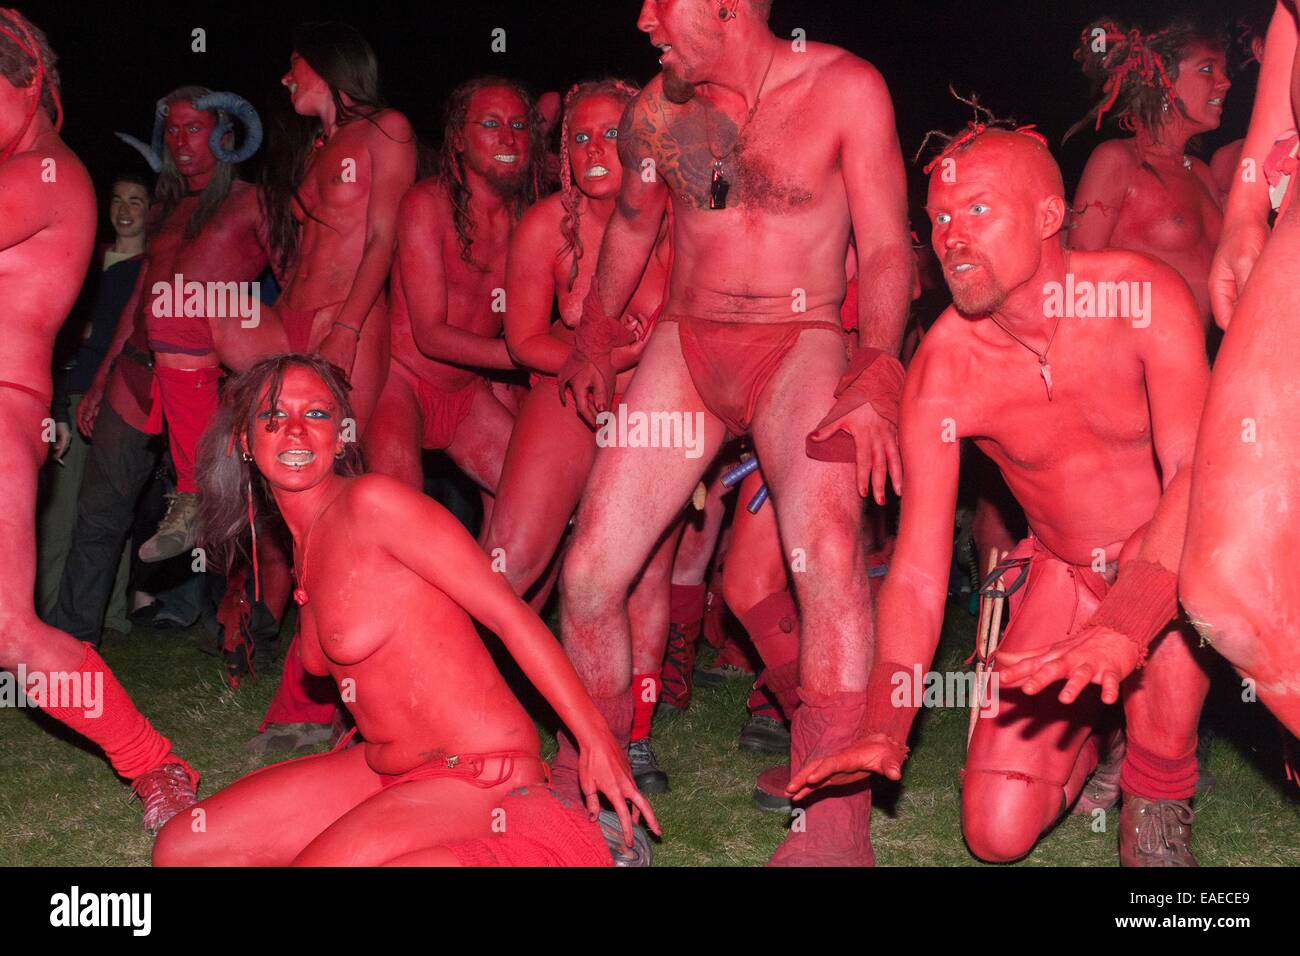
[968,548,1002,746]
[967,548,1003,743]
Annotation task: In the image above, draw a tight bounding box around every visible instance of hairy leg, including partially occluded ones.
[560,322,725,698]
[750,330,869,696]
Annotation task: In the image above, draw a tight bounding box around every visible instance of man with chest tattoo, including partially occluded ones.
[366,76,539,523]
[1067,19,1231,338]
[557,0,913,866]
[787,127,1213,866]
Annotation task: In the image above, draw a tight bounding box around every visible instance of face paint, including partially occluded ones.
[458,86,531,196]
[250,366,345,493]
[568,94,624,201]
[163,100,218,184]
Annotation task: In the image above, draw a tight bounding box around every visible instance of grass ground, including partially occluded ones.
[1,604,1296,867]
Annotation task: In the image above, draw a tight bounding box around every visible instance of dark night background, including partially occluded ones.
[23,0,1271,236]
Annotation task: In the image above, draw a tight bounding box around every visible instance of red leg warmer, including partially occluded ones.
[37,643,199,787]
[1120,738,1198,802]
[630,673,660,743]
[769,687,874,867]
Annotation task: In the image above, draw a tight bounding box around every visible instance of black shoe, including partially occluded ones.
[738,714,790,755]
[628,739,670,794]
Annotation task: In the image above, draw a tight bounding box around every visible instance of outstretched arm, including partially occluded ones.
[356,475,660,843]
[788,348,963,797]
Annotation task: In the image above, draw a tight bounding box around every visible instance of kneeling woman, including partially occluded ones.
[154,355,658,866]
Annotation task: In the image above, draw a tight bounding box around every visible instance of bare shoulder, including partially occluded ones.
[617,77,667,164]
[1073,247,1199,335]
[1084,138,1138,177]
[363,108,414,145]
[514,192,564,246]
[400,176,451,226]
[904,309,972,406]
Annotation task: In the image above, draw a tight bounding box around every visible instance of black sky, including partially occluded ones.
[22,0,1269,220]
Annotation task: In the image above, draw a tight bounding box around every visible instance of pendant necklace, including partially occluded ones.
[703,46,776,210]
[990,259,1067,401]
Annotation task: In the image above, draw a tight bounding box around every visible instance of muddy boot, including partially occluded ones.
[1073,727,1125,815]
[1119,794,1197,867]
[139,491,201,563]
[768,688,874,867]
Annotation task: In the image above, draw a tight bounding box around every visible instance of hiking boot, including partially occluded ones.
[694,662,751,688]
[1074,728,1125,815]
[628,738,669,795]
[738,713,791,755]
[1119,795,1197,867]
[138,491,201,563]
[658,622,696,711]
[132,763,199,835]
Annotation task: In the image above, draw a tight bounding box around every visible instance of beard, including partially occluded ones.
[948,271,1009,316]
[661,66,697,104]
[480,160,530,200]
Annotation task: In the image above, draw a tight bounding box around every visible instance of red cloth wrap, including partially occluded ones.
[557,280,635,404]
[1081,560,1179,667]
[1120,739,1198,801]
[862,659,918,753]
[806,347,905,462]
[38,643,199,788]
[446,787,613,867]
[154,365,222,492]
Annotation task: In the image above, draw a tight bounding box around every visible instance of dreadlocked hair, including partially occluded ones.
[914,87,1046,174]
[558,77,640,292]
[437,75,545,268]
[1065,17,1226,143]
[195,353,364,576]
[0,9,59,125]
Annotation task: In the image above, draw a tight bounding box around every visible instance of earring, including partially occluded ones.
[719,5,735,19]
[241,451,254,462]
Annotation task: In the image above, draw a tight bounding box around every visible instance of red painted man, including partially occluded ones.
[85,86,286,564]
[367,76,536,520]
[788,127,1213,866]
[0,8,198,832]
[557,0,913,866]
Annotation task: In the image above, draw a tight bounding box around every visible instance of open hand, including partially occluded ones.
[578,730,662,848]
[785,733,907,802]
[996,625,1139,705]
